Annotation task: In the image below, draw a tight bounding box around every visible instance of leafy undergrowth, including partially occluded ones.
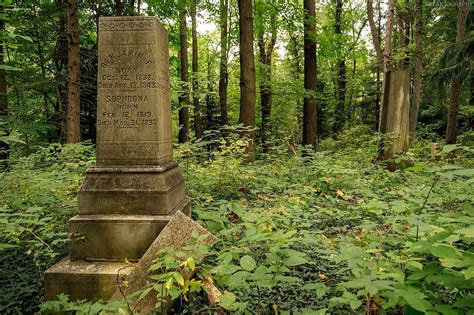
[2,128,474,314]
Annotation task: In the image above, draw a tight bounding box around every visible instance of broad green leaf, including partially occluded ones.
[219,291,236,310]
[402,294,426,312]
[173,272,184,286]
[455,227,474,238]
[240,255,256,271]
[430,244,459,259]
[283,256,308,267]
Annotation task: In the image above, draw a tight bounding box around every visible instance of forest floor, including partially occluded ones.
[1,127,473,314]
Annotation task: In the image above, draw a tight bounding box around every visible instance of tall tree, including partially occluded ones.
[238,0,256,154]
[218,0,229,129]
[333,0,346,137]
[257,1,277,153]
[375,0,394,159]
[191,0,202,139]
[367,0,383,130]
[302,0,317,149]
[178,2,190,143]
[54,0,68,141]
[0,6,8,167]
[66,0,81,143]
[446,0,469,144]
[409,0,422,134]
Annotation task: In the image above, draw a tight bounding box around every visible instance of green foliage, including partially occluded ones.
[0,142,94,313]
[3,130,473,314]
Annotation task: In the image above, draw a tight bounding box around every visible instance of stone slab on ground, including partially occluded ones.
[44,257,133,301]
[110,211,216,314]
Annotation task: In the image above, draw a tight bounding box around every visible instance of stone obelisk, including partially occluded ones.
[44,16,190,301]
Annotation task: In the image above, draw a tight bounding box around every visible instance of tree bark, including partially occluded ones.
[409,0,422,134]
[258,2,277,153]
[375,0,394,159]
[303,0,317,149]
[446,0,469,144]
[0,11,8,168]
[66,0,81,143]
[178,3,190,143]
[367,0,383,65]
[218,0,229,129]
[191,0,202,139]
[333,0,346,137]
[367,0,383,130]
[54,0,68,142]
[115,0,124,15]
[238,0,256,155]
[206,43,217,132]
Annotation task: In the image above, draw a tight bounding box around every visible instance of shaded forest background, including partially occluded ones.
[0,0,472,160]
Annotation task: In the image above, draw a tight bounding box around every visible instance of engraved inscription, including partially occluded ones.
[99,20,154,31]
[96,17,173,165]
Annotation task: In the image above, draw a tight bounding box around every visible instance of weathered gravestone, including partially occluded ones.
[44,16,191,301]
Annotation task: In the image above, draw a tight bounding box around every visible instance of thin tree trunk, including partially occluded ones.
[0,12,8,168]
[376,0,394,159]
[191,0,202,138]
[206,43,216,132]
[55,0,68,142]
[218,0,229,129]
[116,0,124,16]
[258,3,276,153]
[409,0,422,134]
[368,0,383,130]
[238,0,256,155]
[446,0,469,144]
[367,0,383,65]
[303,0,317,149]
[470,76,474,106]
[333,0,346,137]
[66,0,81,143]
[178,3,190,143]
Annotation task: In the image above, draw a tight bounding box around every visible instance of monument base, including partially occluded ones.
[70,198,191,261]
[44,257,133,302]
[45,200,191,302]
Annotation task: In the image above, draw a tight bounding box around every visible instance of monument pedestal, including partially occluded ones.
[44,258,133,302]
[44,16,190,302]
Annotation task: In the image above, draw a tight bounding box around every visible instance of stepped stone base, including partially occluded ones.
[70,198,191,261]
[44,257,133,302]
[78,163,185,215]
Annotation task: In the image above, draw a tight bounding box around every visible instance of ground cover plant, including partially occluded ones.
[2,128,473,314]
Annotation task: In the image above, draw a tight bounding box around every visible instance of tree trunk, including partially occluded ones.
[333,0,346,137]
[66,0,81,143]
[367,0,383,65]
[238,0,256,155]
[54,0,68,142]
[258,3,276,153]
[367,0,383,130]
[206,43,216,132]
[409,0,422,134]
[446,0,469,144]
[303,0,317,149]
[178,3,190,143]
[0,12,8,168]
[218,0,229,129]
[191,0,202,139]
[375,0,394,159]
[116,0,124,16]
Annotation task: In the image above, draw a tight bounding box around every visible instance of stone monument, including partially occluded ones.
[44,16,190,301]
